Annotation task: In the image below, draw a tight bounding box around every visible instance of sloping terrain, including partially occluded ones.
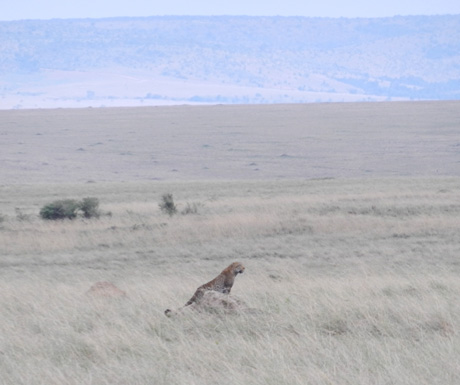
[1,15,459,108]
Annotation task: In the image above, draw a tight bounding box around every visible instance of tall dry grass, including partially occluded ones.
[0,178,459,384]
[0,269,458,385]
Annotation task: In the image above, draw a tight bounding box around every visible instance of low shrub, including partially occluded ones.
[40,199,81,220]
[39,197,101,220]
[80,197,100,219]
[159,193,177,216]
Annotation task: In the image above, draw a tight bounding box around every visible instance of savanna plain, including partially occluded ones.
[1,102,460,384]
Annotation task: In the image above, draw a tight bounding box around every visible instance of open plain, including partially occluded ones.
[0,101,460,384]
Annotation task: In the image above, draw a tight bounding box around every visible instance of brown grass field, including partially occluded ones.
[0,101,460,384]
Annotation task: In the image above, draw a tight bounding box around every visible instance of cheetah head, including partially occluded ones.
[231,262,245,275]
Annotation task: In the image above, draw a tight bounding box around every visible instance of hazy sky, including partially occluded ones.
[2,0,460,21]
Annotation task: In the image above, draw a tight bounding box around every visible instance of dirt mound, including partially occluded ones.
[86,281,126,298]
[165,291,258,317]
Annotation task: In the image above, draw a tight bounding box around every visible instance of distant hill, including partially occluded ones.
[1,15,459,108]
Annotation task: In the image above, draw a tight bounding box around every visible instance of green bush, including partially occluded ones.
[80,197,100,218]
[39,197,101,220]
[159,193,177,216]
[40,199,81,220]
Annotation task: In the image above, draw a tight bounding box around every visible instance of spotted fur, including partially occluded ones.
[165,262,245,316]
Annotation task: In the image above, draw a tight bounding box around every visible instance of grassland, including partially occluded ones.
[1,101,460,184]
[0,102,459,384]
